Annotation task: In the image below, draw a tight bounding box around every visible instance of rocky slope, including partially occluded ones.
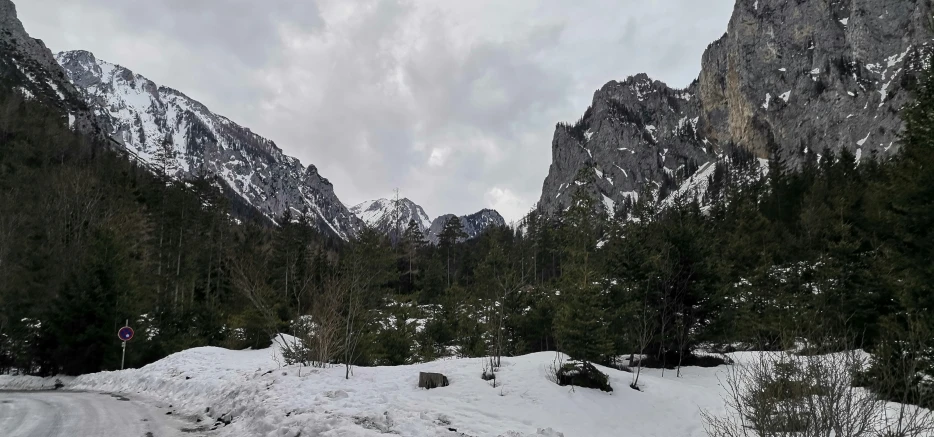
[0,0,98,136]
[539,0,932,215]
[55,50,363,239]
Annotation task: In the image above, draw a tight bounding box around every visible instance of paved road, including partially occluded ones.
[0,391,205,437]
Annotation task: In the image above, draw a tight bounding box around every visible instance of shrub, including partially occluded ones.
[703,348,934,437]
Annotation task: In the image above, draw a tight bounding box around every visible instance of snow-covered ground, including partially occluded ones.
[0,391,197,437]
[0,339,737,437]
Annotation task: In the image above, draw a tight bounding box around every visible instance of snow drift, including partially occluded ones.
[0,338,738,436]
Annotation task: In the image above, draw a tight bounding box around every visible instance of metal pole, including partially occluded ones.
[121,319,128,370]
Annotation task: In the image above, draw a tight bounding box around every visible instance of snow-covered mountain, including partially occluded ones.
[55,50,363,239]
[350,197,505,244]
[426,209,506,244]
[350,198,432,235]
[538,0,932,216]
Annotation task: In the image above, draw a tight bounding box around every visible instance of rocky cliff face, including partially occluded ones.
[56,50,363,239]
[539,0,932,215]
[0,0,98,136]
[426,209,506,244]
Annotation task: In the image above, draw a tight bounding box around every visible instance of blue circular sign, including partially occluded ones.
[118,326,134,342]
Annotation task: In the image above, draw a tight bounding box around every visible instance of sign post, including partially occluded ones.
[118,320,134,370]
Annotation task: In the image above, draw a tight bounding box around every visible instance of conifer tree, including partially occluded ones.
[438,216,467,287]
[400,219,426,291]
[884,59,934,316]
[554,168,611,365]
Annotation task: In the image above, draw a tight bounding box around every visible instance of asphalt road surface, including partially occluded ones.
[0,391,207,437]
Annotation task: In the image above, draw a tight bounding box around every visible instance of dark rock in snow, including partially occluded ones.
[556,361,612,392]
[418,372,449,389]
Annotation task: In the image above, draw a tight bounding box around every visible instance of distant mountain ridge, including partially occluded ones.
[350,196,505,243]
[55,50,364,239]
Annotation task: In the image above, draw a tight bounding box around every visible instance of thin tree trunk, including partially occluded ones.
[157,221,164,298]
[344,309,352,379]
[634,355,644,388]
[174,225,183,309]
[206,244,213,308]
[676,315,686,378]
[497,288,505,367]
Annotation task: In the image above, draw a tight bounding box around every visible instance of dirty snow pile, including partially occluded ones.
[0,374,70,391]
[0,338,736,437]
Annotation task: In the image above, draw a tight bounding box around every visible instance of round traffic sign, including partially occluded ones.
[118,326,134,342]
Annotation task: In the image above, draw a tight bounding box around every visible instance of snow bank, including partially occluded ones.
[0,374,72,390]
[0,341,734,436]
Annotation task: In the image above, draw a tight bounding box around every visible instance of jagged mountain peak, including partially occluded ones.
[465,208,505,226]
[55,49,96,66]
[55,49,363,239]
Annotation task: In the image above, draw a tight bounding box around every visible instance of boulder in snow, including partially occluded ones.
[418,372,449,389]
[556,362,612,392]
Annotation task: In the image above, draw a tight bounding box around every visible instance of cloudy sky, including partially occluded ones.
[17,0,734,223]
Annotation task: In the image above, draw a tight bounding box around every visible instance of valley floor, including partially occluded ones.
[0,341,744,437]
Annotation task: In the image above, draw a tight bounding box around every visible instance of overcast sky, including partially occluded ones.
[17,0,734,223]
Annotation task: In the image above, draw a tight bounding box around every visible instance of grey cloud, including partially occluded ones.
[97,0,322,66]
[447,25,570,137]
[252,0,572,218]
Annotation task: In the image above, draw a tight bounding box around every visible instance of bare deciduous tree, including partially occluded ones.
[231,254,279,340]
[630,280,657,390]
[302,275,345,368]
